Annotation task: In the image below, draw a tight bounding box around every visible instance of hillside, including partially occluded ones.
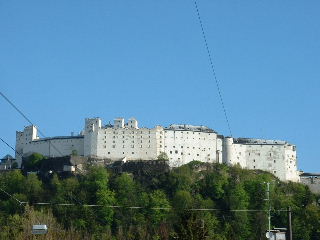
[0,162,319,240]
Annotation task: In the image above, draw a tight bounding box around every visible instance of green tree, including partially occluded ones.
[24,153,44,171]
[23,173,43,203]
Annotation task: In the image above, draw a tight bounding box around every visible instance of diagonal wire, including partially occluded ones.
[193,1,233,137]
[0,91,46,137]
[0,137,22,156]
[0,91,64,157]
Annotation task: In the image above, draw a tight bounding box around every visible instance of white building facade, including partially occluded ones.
[15,117,300,182]
[223,137,299,182]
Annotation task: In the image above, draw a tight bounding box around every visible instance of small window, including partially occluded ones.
[170,151,172,154]
[175,150,178,154]
[132,152,134,154]
[108,152,110,154]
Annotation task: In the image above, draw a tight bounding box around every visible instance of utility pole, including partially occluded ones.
[264,182,271,238]
[288,206,293,240]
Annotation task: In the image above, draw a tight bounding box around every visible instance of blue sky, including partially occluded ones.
[1,1,319,172]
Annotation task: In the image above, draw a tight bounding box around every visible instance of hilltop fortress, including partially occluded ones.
[16,117,300,182]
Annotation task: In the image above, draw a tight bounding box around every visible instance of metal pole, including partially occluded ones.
[288,206,293,240]
[267,182,271,236]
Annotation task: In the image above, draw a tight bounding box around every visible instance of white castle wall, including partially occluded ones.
[15,117,300,182]
[83,117,163,161]
[222,138,300,182]
[15,126,84,167]
[163,125,220,167]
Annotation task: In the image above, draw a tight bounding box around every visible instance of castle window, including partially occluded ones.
[274,160,276,163]
[108,152,110,154]
[170,151,172,154]
[197,154,199,156]
[181,146,183,148]
[253,166,256,169]
[112,145,115,148]
[175,150,178,154]
[132,152,134,154]
[181,152,183,155]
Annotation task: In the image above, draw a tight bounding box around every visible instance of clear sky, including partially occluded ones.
[1,1,319,172]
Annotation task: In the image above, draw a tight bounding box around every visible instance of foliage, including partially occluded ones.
[23,153,45,171]
[157,152,169,161]
[0,162,319,239]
